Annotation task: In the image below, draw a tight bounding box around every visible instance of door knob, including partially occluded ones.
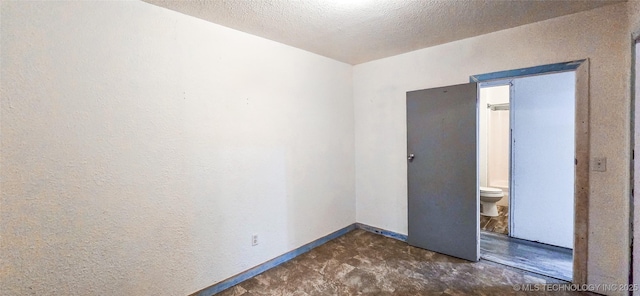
[408,153,415,161]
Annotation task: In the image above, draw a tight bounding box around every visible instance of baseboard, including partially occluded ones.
[355,223,408,242]
[191,222,408,296]
[192,223,357,296]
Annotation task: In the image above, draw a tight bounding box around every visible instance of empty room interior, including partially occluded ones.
[3,0,640,295]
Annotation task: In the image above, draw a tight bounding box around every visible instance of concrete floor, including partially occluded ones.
[217,229,594,295]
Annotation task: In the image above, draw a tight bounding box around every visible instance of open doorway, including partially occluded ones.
[477,72,575,281]
[406,60,590,284]
[478,82,510,235]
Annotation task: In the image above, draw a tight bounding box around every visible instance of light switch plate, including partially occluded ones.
[593,157,606,172]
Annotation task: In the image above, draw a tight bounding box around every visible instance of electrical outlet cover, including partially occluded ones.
[593,157,606,172]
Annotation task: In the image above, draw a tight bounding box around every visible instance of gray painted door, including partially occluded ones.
[407,83,479,262]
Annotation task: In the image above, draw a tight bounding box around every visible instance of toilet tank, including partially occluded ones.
[489,180,509,207]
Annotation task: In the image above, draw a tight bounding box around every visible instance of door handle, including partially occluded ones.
[408,153,415,161]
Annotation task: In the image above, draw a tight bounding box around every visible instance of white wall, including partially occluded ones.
[0,1,354,295]
[354,3,630,293]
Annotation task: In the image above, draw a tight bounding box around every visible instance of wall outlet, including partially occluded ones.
[593,157,606,172]
[252,234,258,246]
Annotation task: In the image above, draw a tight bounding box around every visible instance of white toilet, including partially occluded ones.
[480,186,504,217]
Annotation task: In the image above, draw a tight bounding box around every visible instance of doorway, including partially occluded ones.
[478,71,575,281]
[406,60,590,284]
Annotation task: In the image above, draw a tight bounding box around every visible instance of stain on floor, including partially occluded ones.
[216,229,594,295]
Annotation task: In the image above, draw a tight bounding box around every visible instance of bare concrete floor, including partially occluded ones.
[217,229,594,295]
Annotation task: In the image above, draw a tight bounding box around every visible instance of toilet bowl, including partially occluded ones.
[480,186,504,217]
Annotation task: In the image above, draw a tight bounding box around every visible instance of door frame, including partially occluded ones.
[631,37,638,293]
[470,59,590,285]
[477,80,515,234]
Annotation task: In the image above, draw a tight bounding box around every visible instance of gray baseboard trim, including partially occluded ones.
[355,223,408,241]
[192,223,356,296]
[191,222,408,295]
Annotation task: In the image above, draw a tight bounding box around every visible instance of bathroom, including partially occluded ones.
[479,85,510,235]
[477,72,576,281]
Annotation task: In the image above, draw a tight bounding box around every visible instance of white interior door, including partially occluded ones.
[510,71,575,249]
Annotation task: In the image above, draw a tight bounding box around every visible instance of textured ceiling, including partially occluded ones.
[143,0,624,65]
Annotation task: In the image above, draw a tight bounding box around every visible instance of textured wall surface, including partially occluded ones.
[144,0,622,65]
[630,1,640,295]
[634,34,640,296]
[354,4,630,295]
[0,1,354,295]
[629,0,640,38]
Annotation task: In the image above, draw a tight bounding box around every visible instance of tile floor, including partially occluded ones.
[480,205,508,235]
[216,229,592,295]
